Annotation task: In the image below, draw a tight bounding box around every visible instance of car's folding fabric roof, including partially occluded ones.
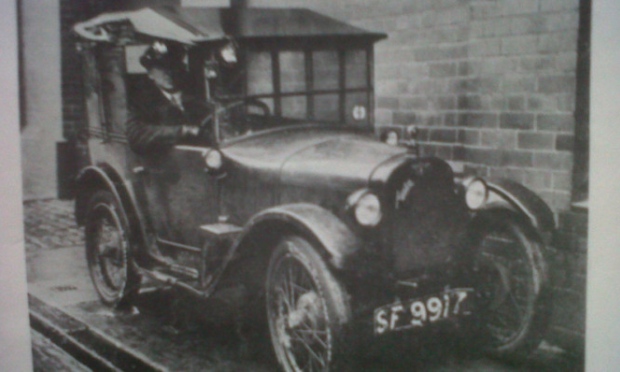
[74,5,386,44]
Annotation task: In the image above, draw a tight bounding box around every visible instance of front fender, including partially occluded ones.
[237,203,361,269]
[482,178,556,232]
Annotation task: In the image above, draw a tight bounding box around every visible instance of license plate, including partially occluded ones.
[373,288,473,335]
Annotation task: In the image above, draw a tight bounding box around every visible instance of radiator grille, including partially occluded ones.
[390,177,469,277]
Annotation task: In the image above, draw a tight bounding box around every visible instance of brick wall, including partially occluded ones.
[546,210,587,354]
[250,0,581,213]
[59,0,108,140]
[370,0,579,213]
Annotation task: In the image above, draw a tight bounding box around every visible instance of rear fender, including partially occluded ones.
[74,164,148,247]
[234,203,361,270]
[481,178,556,234]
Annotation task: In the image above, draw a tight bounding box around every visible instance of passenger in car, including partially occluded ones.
[126,40,211,156]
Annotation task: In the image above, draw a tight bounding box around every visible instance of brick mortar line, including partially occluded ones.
[381,109,577,115]
[353,9,579,28]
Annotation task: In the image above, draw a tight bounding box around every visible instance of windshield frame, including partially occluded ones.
[198,40,376,145]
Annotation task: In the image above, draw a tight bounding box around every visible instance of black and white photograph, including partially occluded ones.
[4,0,612,370]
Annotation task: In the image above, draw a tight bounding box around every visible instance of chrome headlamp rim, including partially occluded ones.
[204,148,223,171]
[464,177,489,210]
[347,189,383,227]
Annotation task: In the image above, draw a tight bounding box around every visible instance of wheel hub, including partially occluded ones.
[287,291,321,329]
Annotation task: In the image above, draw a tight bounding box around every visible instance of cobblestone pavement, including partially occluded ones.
[23,199,83,251]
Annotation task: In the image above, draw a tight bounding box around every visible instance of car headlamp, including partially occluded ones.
[204,149,223,171]
[465,178,488,210]
[349,191,382,227]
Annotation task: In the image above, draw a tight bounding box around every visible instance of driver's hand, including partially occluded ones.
[181,125,201,138]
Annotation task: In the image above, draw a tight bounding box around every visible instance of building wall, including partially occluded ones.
[253,0,580,213]
[20,0,63,200]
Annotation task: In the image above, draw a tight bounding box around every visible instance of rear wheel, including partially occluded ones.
[266,236,352,372]
[474,213,551,361]
[85,190,139,308]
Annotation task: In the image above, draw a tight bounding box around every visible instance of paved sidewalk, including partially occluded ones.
[23,199,83,252]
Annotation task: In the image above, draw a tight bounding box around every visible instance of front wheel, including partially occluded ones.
[473,212,552,361]
[266,236,352,372]
[85,190,139,308]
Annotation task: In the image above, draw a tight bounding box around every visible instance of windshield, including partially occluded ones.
[208,46,374,142]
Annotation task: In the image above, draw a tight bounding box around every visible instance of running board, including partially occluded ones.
[199,223,242,242]
[167,264,199,280]
[137,267,206,299]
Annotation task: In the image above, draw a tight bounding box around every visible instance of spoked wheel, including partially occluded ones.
[474,213,551,361]
[85,190,139,307]
[266,236,351,372]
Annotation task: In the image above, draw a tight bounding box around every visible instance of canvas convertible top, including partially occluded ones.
[74,5,386,45]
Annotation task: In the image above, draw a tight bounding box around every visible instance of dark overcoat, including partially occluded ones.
[126,83,210,156]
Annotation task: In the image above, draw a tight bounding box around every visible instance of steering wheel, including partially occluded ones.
[200,98,270,125]
[220,98,272,138]
[197,98,271,141]
[246,98,271,118]
[225,98,271,119]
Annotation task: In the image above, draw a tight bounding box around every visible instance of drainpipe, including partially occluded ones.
[230,0,248,9]
[228,0,248,37]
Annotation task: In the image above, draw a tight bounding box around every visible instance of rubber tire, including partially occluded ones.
[473,212,552,362]
[266,235,353,372]
[84,190,139,308]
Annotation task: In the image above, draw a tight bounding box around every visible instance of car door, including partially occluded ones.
[135,145,221,251]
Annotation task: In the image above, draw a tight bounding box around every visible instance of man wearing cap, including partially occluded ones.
[126,40,212,258]
[126,40,210,156]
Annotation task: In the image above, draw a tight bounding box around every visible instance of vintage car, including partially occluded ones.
[69,5,553,371]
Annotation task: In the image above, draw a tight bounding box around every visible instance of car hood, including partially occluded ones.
[222,126,408,189]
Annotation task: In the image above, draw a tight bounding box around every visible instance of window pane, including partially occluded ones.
[345,92,370,128]
[98,46,128,134]
[345,49,367,89]
[280,51,306,93]
[313,51,339,91]
[314,94,340,122]
[83,51,102,129]
[259,98,275,114]
[247,51,273,95]
[281,96,307,120]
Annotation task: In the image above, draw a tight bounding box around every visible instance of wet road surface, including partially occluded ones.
[25,200,582,371]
